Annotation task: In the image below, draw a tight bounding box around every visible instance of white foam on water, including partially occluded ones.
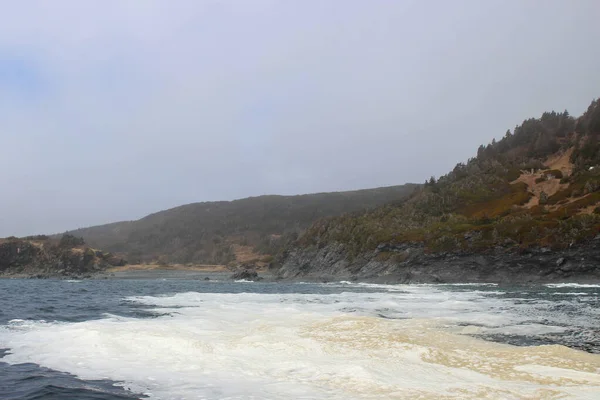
[333,281,498,289]
[545,283,600,288]
[441,283,499,287]
[1,287,599,399]
[551,292,589,296]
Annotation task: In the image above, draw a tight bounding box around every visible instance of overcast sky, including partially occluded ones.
[1,0,599,236]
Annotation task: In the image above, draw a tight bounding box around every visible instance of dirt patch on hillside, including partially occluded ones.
[516,174,567,208]
[545,147,574,176]
[231,244,271,269]
[514,148,574,208]
[578,205,598,215]
[231,244,261,263]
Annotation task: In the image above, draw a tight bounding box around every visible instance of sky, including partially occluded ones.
[1,0,599,236]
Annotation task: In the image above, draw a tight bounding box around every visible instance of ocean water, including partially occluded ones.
[0,279,599,399]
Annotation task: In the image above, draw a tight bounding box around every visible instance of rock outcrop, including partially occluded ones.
[0,237,126,278]
[273,240,600,284]
[230,263,262,281]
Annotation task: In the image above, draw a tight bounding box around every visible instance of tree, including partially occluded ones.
[588,100,600,134]
[59,234,85,248]
[477,145,486,159]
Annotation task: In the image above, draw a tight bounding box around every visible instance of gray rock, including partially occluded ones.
[231,268,260,281]
[272,241,600,284]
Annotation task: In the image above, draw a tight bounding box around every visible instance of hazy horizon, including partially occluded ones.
[1,0,600,236]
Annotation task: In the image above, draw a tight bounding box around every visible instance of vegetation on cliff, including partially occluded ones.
[297,98,600,258]
[0,234,126,277]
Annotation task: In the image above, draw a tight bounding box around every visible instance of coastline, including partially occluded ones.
[105,263,229,272]
[0,263,274,281]
[101,263,273,280]
[274,240,600,284]
[3,243,599,283]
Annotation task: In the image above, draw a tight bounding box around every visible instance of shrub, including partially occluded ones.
[59,234,85,248]
[584,180,600,194]
[547,187,573,205]
[505,168,521,181]
[22,235,49,241]
[544,169,564,179]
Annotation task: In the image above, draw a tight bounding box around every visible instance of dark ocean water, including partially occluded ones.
[0,279,599,399]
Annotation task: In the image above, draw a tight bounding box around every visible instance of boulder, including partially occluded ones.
[231,265,260,281]
[231,269,259,280]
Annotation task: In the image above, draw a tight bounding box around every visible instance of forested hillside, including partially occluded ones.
[66,185,417,264]
[293,98,600,259]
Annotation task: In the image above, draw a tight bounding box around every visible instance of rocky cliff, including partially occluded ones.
[274,240,600,283]
[0,236,126,278]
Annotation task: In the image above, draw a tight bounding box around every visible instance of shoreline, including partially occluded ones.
[102,263,272,280]
[0,271,598,284]
[0,264,274,281]
[106,263,231,273]
[3,241,600,283]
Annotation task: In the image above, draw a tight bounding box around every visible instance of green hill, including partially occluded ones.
[276,98,600,280]
[66,185,418,265]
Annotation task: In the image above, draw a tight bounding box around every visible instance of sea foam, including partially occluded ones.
[1,286,599,399]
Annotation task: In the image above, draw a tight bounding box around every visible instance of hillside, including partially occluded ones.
[66,185,418,265]
[0,235,126,278]
[274,98,600,283]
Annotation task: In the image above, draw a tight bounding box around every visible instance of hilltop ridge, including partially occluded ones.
[65,185,418,266]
